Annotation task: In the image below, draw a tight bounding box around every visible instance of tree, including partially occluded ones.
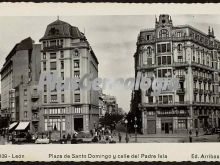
[99,113,124,129]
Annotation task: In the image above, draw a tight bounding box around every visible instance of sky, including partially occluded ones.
[1,15,220,112]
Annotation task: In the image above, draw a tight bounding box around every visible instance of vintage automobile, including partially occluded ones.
[35,135,50,144]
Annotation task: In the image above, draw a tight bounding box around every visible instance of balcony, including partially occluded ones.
[43,45,63,51]
[199,89,204,95]
[176,75,185,81]
[32,116,39,122]
[141,64,157,70]
[203,77,208,82]
[176,88,185,94]
[193,75,198,81]
[194,88,199,93]
[31,92,39,100]
[32,103,39,111]
[140,101,191,108]
[173,62,189,68]
[198,76,203,82]
[204,90,208,95]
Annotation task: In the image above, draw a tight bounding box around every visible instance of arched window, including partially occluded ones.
[177,44,183,51]
[74,50,79,57]
[159,29,169,38]
[146,46,152,55]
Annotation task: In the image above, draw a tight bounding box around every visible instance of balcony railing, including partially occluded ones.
[31,93,39,100]
[32,116,39,121]
[176,88,185,94]
[43,45,63,51]
[140,101,191,107]
[176,75,185,81]
[199,89,204,94]
[198,76,203,82]
[194,88,199,93]
[193,75,198,81]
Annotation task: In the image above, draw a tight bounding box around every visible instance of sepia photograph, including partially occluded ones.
[1,14,220,146]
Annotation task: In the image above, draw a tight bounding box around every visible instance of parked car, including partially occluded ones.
[35,135,50,144]
[12,133,27,144]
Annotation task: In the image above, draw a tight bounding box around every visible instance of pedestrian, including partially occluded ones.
[189,135,192,143]
[125,135,129,143]
[196,129,198,137]
[189,130,192,135]
[118,133,122,143]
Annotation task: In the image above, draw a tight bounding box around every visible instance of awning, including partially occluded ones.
[15,122,30,131]
[9,122,18,130]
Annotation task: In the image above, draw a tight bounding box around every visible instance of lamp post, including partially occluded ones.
[134,117,137,143]
[125,119,128,143]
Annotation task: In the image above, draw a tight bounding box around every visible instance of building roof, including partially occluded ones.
[1,37,34,74]
[39,19,84,41]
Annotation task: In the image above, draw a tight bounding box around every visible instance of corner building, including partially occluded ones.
[135,15,220,134]
[39,19,99,135]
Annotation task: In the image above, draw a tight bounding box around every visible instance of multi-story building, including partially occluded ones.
[0,37,41,133]
[39,19,99,135]
[135,14,220,134]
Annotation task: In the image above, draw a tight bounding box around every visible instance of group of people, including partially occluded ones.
[90,127,128,143]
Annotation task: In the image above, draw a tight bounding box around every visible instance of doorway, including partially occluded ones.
[74,118,83,131]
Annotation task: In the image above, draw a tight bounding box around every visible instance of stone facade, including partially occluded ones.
[135,15,220,134]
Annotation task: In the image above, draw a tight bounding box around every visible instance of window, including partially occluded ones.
[157,56,171,65]
[50,53,56,59]
[178,119,187,129]
[50,40,56,46]
[146,47,152,55]
[24,89,27,96]
[74,71,80,77]
[60,40,63,46]
[43,41,46,48]
[61,61,64,69]
[61,94,65,103]
[177,44,183,51]
[61,72,64,80]
[43,62,46,71]
[158,95,173,104]
[157,69,172,78]
[177,32,182,37]
[157,43,171,53]
[60,51,64,58]
[51,95,57,102]
[24,111,27,118]
[44,85,47,92]
[75,94,80,102]
[148,96,153,103]
[75,50,79,57]
[50,62,57,70]
[159,29,169,38]
[74,106,81,113]
[74,60,80,68]
[43,53,46,59]
[179,95,184,102]
[44,95,47,103]
[61,83,64,91]
[24,100,27,107]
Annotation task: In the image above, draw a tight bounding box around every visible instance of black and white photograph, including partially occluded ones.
[1,14,220,146]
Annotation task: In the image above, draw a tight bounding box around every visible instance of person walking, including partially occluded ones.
[118,133,122,143]
[189,130,192,143]
[196,129,198,137]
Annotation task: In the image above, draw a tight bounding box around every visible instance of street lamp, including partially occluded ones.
[134,117,137,143]
[125,119,128,143]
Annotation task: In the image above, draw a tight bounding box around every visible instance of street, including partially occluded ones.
[1,133,220,145]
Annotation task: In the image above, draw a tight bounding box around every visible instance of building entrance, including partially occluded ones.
[74,118,83,131]
[162,121,173,134]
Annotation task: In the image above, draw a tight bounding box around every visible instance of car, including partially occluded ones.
[12,133,27,144]
[35,137,50,144]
